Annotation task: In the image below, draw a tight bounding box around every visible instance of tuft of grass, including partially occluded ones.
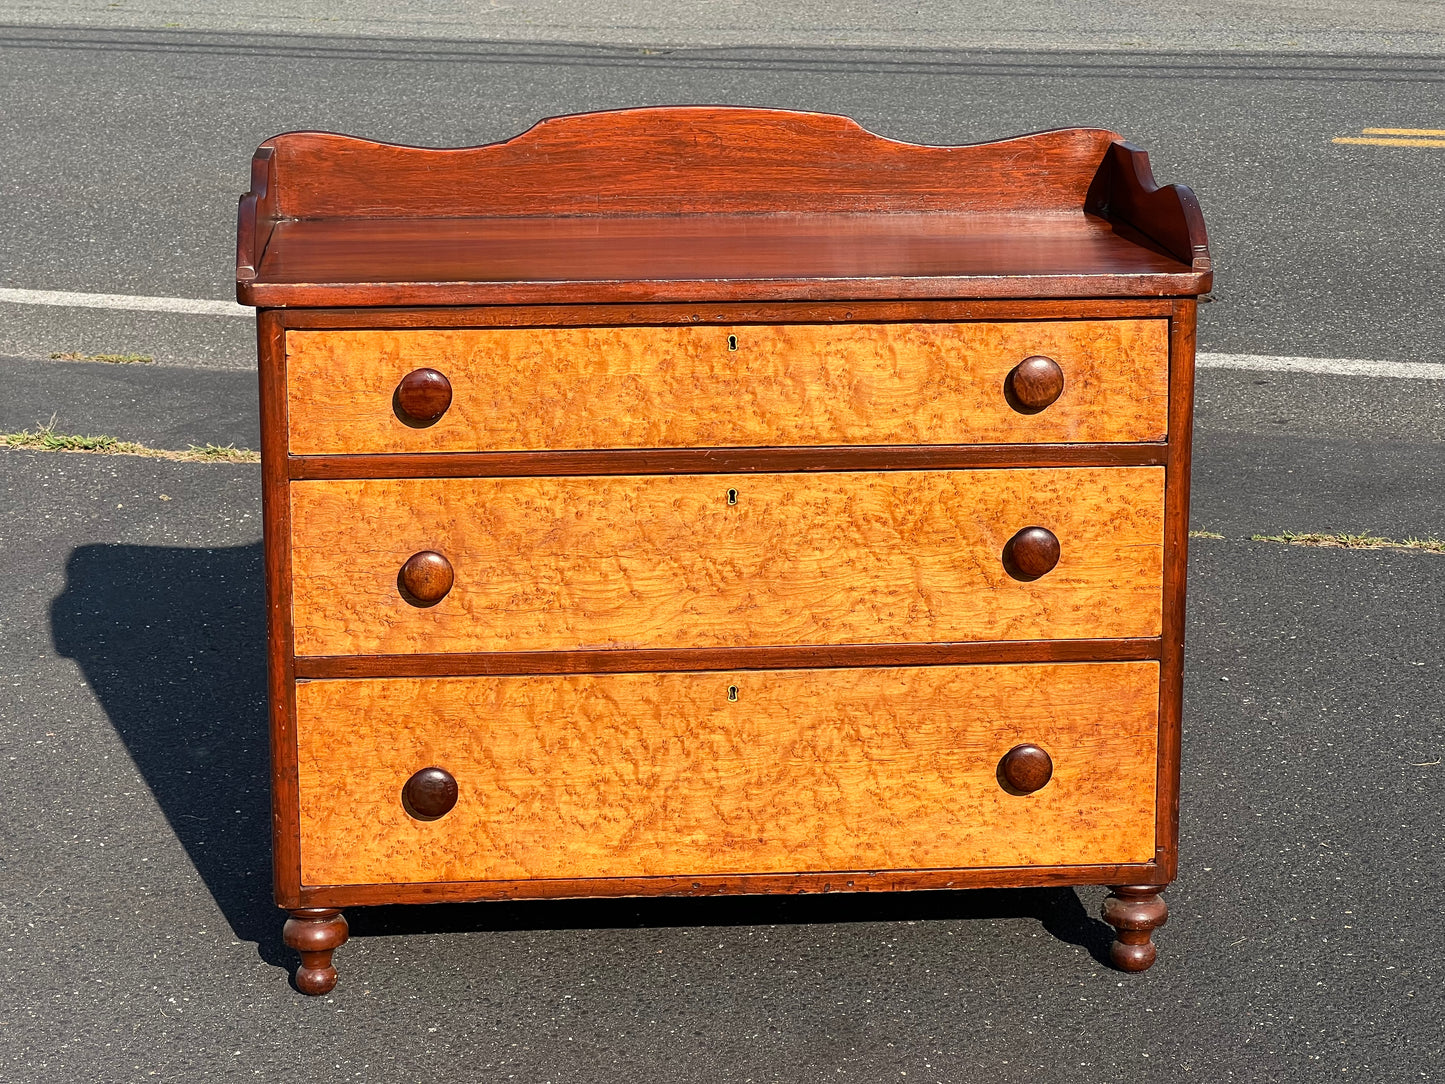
[50,351,155,364]
[1251,530,1445,553]
[2,423,258,463]
[3,426,143,454]
[1188,530,1225,539]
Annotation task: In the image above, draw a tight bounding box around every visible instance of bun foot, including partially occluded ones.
[1102,885,1168,972]
[283,908,349,995]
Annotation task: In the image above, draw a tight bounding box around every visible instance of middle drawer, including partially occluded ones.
[290,467,1163,656]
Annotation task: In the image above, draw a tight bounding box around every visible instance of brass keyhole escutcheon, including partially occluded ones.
[728,685,739,702]
[727,488,738,505]
[727,334,738,351]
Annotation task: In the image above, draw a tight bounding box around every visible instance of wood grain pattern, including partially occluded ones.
[237,111,1212,307]
[292,637,1161,680]
[235,146,276,281]
[289,467,1164,656]
[285,320,1169,455]
[1102,885,1169,971]
[257,111,1122,220]
[1086,142,1212,282]
[287,443,1166,481]
[239,108,1209,968]
[282,908,348,995]
[245,212,1204,308]
[294,662,1160,885]
[1155,298,1198,878]
[1006,355,1066,412]
[294,861,1168,907]
[256,309,303,908]
[274,297,1180,330]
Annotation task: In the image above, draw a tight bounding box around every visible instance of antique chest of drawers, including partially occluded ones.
[235,107,1210,994]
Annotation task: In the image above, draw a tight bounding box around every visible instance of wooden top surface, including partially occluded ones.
[237,107,1211,307]
[248,211,1198,307]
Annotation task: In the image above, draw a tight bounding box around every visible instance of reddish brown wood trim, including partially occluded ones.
[258,309,302,909]
[236,147,278,287]
[283,908,348,995]
[1086,143,1212,288]
[287,443,1166,480]
[1154,299,1197,880]
[261,112,1123,219]
[274,298,1177,330]
[293,637,1161,679]
[1102,885,1169,971]
[295,861,1171,908]
[241,272,1209,309]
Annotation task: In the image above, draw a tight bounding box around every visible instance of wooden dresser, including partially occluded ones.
[235,107,1210,994]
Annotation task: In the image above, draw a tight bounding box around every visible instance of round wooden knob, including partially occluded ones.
[1004,526,1060,581]
[394,368,453,425]
[998,744,1053,794]
[398,550,454,605]
[401,767,458,820]
[1006,355,1065,412]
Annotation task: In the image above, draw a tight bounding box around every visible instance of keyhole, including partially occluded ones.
[728,686,739,702]
[727,488,738,505]
[727,334,738,351]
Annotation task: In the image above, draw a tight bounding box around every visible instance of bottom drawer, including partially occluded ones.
[294,662,1160,886]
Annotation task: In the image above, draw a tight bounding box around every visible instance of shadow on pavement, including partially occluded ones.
[49,541,287,967]
[49,540,1117,971]
[352,887,1117,965]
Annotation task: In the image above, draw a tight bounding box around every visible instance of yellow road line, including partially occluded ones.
[1333,136,1445,147]
[1362,127,1445,136]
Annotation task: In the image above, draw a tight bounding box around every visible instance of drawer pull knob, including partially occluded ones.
[1006,355,1065,412]
[394,367,453,425]
[1003,526,1060,581]
[399,550,454,605]
[998,744,1053,794]
[402,767,458,820]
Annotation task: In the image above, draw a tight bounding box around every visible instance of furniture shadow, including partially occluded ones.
[351,887,1118,967]
[49,541,286,966]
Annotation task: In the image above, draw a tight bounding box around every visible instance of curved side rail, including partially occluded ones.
[1085,141,1212,287]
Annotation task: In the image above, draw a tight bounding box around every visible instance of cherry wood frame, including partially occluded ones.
[244,110,1206,977]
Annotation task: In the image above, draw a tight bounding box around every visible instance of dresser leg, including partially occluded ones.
[283,908,349,995]
[1101,885,1168,972]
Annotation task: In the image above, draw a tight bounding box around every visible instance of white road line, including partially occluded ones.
[0,287,249,318]
[2,287,1444,380]
[1198,353,1445,380]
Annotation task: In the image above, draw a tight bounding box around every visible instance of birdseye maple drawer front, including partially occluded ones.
[294,662,1161,886]
[288,466,1164,657]
[284,320,1169,455]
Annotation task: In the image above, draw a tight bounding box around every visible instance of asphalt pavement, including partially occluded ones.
[0,9,1442,1083]
[8,0,1445,53]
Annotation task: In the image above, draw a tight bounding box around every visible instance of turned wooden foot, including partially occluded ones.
[282,908,349,994]
[1102,885,1168,972]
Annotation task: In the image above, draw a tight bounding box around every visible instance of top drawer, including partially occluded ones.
[285,320,1169,455]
